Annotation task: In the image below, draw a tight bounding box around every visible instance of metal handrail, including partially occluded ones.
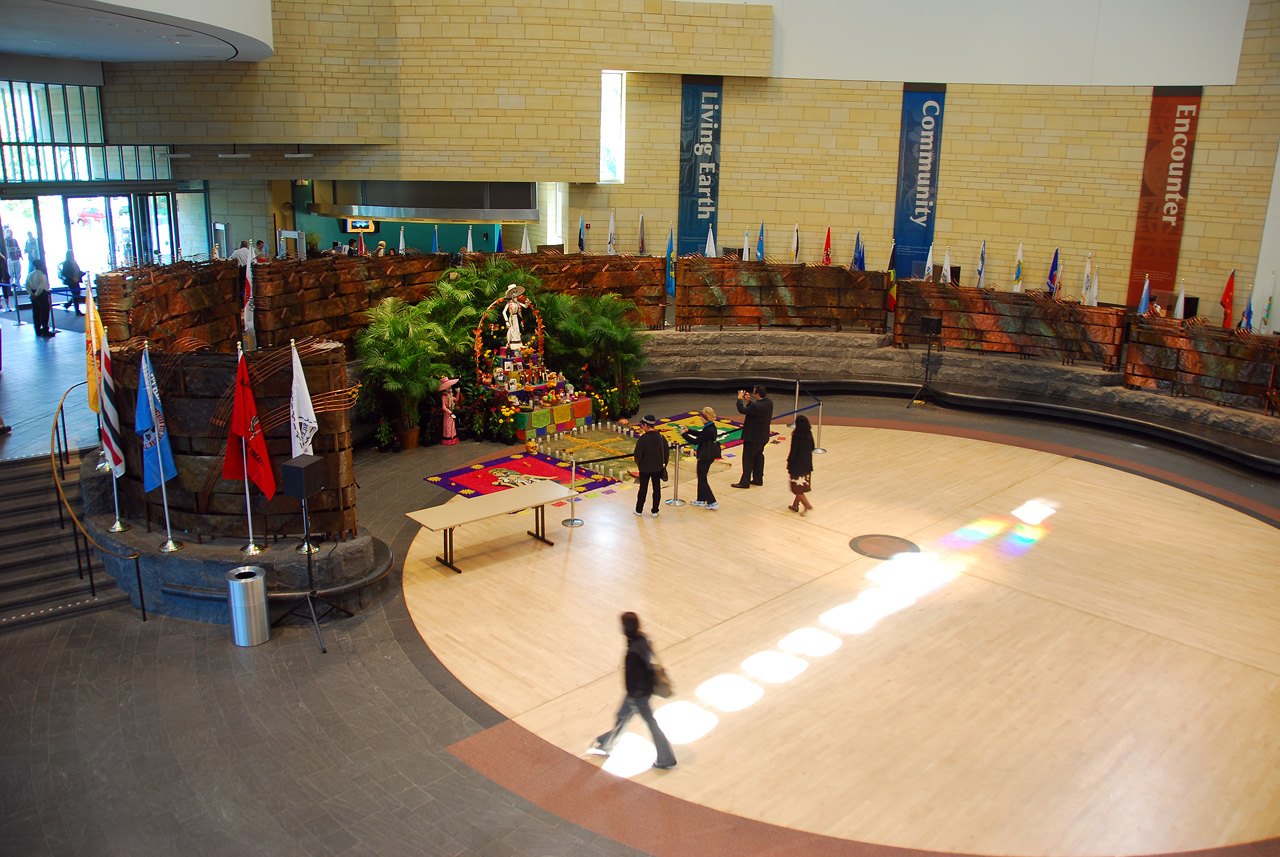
[49,383,147,621]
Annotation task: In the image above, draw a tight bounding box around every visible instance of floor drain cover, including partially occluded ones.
[849,534,920,559]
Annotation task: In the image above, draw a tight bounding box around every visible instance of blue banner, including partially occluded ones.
[892,85,946,279]
[678,76,723,257]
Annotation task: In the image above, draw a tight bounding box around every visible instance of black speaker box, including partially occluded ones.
[921,316,943,336]
[1182,296,1199,318]
[281,454,324,499]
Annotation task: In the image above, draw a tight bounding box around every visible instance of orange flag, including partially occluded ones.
[1220,269,1235,329]
[222,351,276,500]
[822,226,832,266]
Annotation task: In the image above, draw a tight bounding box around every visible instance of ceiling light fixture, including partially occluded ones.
[283,144,313,159]
[218,144,250,160]
[157,150,190,159]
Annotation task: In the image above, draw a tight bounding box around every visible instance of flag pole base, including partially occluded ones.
[95,452,111,473]
[240,542,265,556]
[295,540,320,555]
[108,519,131,533]
[159,539,185,553]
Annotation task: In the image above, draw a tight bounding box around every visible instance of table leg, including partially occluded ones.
[528,504,554,546]
[436,527,462,573]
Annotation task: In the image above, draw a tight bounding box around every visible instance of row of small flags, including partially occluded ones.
[85,287,320,544]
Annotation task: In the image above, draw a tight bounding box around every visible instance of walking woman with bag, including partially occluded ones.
[682,406,721,510]
[589,612,677,769]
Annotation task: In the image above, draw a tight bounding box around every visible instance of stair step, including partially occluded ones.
[0,492,82,519]
[0,542,78,575]
[0,557,84,593]
[0,521,82,553]
[0,572,106,612]
[0,506,81,534]
[0,586,131,634]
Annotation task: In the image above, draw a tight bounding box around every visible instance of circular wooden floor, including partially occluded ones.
[403,421,1280,857]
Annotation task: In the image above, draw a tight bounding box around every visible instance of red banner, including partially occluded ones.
[1128,87,1202,307]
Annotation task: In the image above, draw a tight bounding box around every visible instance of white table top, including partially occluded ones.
[406,481,577,531]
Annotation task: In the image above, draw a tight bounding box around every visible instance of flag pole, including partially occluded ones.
[105,345,129,532]
[238,343,263,556]
[108,465,130,532]
[147,343,183,553]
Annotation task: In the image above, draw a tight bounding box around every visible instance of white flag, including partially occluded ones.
[705,223,717,258]
[521,226,531,254]
[923,244,934,282]
[466,225,473,253]
[290,341,317,457]
[242,262,255,335]
[1081,253,1094,305]
[1091,266,1101,308]
[398,226,405,255]
[607,211,617,255]
[1173,280,1186,320]
[941,248,951,283]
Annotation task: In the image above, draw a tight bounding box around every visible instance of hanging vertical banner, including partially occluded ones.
[678,75,723,258]
[892,83,947,281]
[1128,86,1202,306]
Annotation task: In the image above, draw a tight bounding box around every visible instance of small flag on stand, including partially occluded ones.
[1220,269,1236,328]
[290,341,317,458]
[399,226,406,255]
[976,240,987,289]
[756,223,764,262]
[578,214,585,252]
[99,330,125,477]
[521,226,531,254]
[638,213,645,255]
[495,224,503,253]
[923,244,934,282]
[223,347,276,500]
[136,348,176,494]
[743,228,750,261]
[822,227,832,265]
[887,242,898,311]
[607,211,616,255]
[1138,275,1151,314]
[791,224,799,263]
[853,231,865,272]
[941,248,951,284]
[466,225,473,253]
[1046,248,1059,295]
[1081,253,1093,305]
[1173,280,1186,320]
[1013,243,1024,292]
[704,224,717,258]
[432,225,439,254]
[664,227,676,297]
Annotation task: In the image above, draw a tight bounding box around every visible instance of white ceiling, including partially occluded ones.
[0,0,272,63]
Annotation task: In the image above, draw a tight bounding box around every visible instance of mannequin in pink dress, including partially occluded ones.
[440,377,460,445]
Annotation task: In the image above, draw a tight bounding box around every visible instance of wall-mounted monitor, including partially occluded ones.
[344,219,376,233]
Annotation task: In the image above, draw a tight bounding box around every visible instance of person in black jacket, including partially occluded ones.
[786,414,815,515]
[682,406,720,510]
[632,414,670,518]
[590,611,677,769]
[732,384,773,488]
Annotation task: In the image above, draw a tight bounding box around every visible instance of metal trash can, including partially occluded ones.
[226,566,270,647]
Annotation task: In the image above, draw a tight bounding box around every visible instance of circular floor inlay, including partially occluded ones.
[848,534,919,559]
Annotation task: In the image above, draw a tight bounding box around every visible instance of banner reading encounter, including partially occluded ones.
[892,84,947,282]
[678,75,723,258]
[1128,86,1202,306]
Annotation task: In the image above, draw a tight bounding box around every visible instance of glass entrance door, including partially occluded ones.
[66,196,111,294]
[109,196,133,267]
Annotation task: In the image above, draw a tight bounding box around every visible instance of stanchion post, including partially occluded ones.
[561,457,584,528]
[664,442,686,507]
[814,400,827,454]
[790,379,800,428]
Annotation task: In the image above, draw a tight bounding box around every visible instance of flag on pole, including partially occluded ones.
[358,234,365,255]
[923,244,934,282]
[976,240,987,289]
[1220,269,1235,328]
[242,261,255,336]
[99,330,125,478]
[85,284,104,413]
[887,242,898,311]
[822,226,832,265]
[1173,280,1186,319]
[743,228,749,261]
[1093,267,1102,308]
[521,226,531,254]
[791,224,799,263]
[756,223,764,262]
[1046,248,1059,294]
[466,225,473,253]
[432,225,439,254]
[223,349,276,500]
[1240,284,1254,330]
[1013,243,1024,292]
[853,231,865,272]
[664,227,676,296]
[578,214,585,252]
[607,211,616,255]
[940,248,951,284]
[638,213,645,255]
[399,226,405,255]
[135,348,176,493]
[1081,253,1093,305]
[704,223,717,258]
[290,341,317,458]
[1263,271,1274,333]
[495,224,503,253]
[1138,275,1151,314]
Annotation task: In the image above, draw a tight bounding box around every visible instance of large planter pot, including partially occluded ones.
[399,426,421,449]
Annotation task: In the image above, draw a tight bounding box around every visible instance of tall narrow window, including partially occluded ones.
[599,71,625,183]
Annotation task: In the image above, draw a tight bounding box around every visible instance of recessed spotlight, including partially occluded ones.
[218,144,250,160]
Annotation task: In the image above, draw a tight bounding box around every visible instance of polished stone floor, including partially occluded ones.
[3,341,1279,855]
[0,313,99,462]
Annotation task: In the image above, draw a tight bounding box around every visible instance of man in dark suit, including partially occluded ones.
[732,384,772,488]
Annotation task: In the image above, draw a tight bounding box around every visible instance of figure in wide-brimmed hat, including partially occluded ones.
[503,283,526,350]
[439,377,461,445]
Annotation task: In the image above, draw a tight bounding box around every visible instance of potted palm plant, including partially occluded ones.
[356,297,450,449]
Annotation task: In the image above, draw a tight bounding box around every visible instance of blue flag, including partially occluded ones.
[665,228,676,296]
[578,214,585,252]
[494,224,503,253]
[135,349,176,493]
[1138,275,1151,314]
[1046,248,1060,295]
[1241,286,1253,329]
[756,223,764,262]
[853,231,865,272]
[431,225,438,254]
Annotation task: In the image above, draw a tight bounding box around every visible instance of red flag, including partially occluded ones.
[822,227,832,266]
[358,233,366,256]
[223,352,276,500]
[1219,269,1235,329]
